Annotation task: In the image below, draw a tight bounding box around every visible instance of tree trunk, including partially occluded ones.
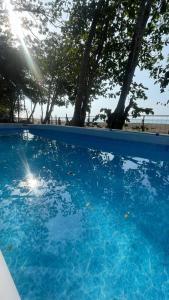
[40,102,44,123]
[23,97,29,120]
[17,97,20,123]
[71,0,105,127]
[107,0,153,129]
[81,3,110,122]
[9,98,15,123]
[44,98,50,123]
[9,107,14,123]
[42,79,55,124]
[42,92,56,124]
[43,102,54,124]
[28,102,37,123]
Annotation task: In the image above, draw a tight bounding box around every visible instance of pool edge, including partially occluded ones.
[0,123,169,146]
[28,124,169,146]
[0,251,21,300]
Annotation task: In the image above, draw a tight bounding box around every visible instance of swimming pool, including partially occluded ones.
[0,127,169,299]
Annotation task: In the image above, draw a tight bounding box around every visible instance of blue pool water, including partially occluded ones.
[0,129,169,300]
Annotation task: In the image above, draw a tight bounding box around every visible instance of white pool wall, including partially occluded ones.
[0,251,20,300]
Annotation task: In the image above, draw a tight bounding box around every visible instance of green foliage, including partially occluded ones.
[93,108,111,123]
[0,34,29,120]
[130,103,154,118]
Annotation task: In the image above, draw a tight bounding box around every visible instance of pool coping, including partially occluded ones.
[0,123,169,146]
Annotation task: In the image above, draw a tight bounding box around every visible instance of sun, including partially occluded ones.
[26,174,40,189]
[19,173,40,191]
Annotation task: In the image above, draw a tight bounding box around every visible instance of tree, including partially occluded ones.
[107,0,169,128]
[67,0,154,128]
[23,76,43,122]
[0,35,29,122]
[64,0,169,127]
[107,0,153,129]
[62,0,127,126]
[31,34,69,124]
[70,0,110,126]
[0,0,62,122]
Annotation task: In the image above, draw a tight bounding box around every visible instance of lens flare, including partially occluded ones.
[5,0,23,38]
[4,0,41,80]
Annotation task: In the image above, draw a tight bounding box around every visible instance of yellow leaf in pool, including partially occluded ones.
[124,212,130,219]
[7,244,13,252]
